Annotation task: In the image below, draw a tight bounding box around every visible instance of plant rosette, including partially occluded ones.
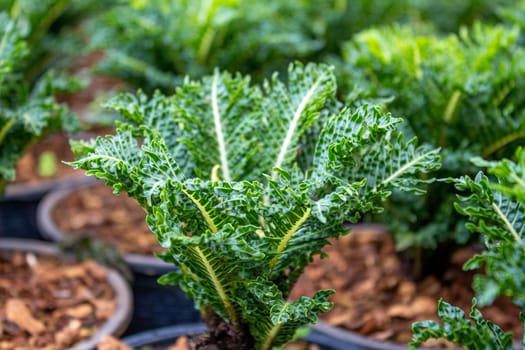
[0,238,133,350]
[68,62,441,350]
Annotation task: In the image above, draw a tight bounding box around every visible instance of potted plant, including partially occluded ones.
[67,62,440,349]
[0,0,125,201]
[0,7,90,240]
[341,21,525,263]
[410,146,525,348]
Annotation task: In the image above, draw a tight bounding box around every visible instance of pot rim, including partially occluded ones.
[0,238,134,350]
[2,174,99,201]
[122,322,355,350]
[36,181,173,275]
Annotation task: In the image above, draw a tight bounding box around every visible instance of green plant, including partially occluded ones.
[410,299,523,349]
[410,147,525,348]
[405,0,516,33]
[69,62,440,349]
[87,0,330,92]
[341,22,525,274]
[0,11,81,194]
[87,0,513,94]
[0,0,117,84]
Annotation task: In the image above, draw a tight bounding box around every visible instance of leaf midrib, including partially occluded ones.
[272,73,326,179]
[211,72,231,181]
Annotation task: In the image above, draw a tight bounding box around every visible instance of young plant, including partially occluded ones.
[69,62,440,349]
[0,11,81,194]
[341,22,525,274]
[84,0,517,95]
[0,0,116,84]
[86,0,329,92]
[410,147,525,349]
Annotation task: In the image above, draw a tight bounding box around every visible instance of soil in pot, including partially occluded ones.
[48,183,161,257]
[13,131,82,186]
[289,225,524,348]
[0,245,124,349]
[43,183,203,333]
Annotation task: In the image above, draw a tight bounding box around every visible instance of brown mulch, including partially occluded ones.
[52,183,161,256]
[13,131,83,185]
[0,250,117,349]
[289,225,524,348]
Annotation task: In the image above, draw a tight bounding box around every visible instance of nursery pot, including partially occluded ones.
[122,323,362,350]
[37,183,202,334]
[0,238,133,350]
[0,176,99,240]
[3,174,98,202]
[37,181,172,275]
[0,195,42,240]
[312,322,446,350]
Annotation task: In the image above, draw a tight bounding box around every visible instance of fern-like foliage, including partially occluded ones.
[83,0,518,94]
[0,11,81,193]
[86,0,331,92]
[411,148,525,348]
[70,62,440,349]
[410,298,521,350]
[0,0,115,84]
[455,147,525,308]
[342,22,525,257]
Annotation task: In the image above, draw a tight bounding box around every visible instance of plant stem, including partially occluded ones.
[211,72,231,181]
[0,119,15,146]
[481,131,525,158]
[439,90,461,147]
[269,207,311,271]
[260,323,282,350]
[198,26,216,65]
[272,73,326,180]
[491,202,521,242]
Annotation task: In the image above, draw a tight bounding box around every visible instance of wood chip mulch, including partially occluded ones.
[52,183,161,256]
[289,226,523,348]
[13,131,83,185]
[0,250,117,349]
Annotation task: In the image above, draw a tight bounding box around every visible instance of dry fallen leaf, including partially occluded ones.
[5,298,45,335]
[97,335,133,350]
[63,303,94,318]
[167,336,190,350]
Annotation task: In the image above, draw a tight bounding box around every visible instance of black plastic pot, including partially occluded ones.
[0,176,99,240]
[124,322,448,350]
[0,196,42,239]
[3,174,98,201]
[312,322,461,350]
[122,323,362,350]
[0,238,134,350]
[122,272,202,336]
[313,322,409,350]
